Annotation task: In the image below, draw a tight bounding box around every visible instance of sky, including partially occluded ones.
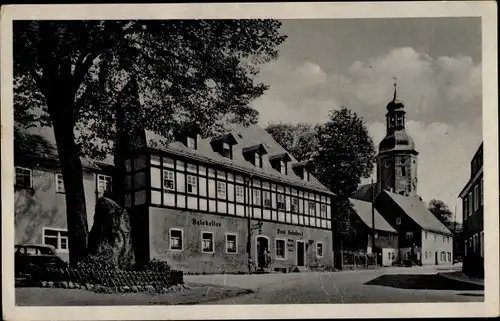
[251,17,483,223]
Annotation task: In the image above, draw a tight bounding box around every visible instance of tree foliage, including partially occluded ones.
[14,20,286,264]
[314,107,376,197]
[265,123,318,161]
[428,199,454,229]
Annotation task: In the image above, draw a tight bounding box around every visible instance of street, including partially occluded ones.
[16,265,484,305]
[185,266,484,304]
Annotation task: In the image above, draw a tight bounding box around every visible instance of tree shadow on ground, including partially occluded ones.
[365,274,484,291]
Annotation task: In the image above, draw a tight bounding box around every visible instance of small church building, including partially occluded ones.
[353,83,453,266]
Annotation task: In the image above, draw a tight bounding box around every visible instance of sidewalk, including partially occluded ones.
[438,271,484,288]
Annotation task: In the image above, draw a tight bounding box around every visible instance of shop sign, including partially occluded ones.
[191,219,222,227]
[277,228,304,237]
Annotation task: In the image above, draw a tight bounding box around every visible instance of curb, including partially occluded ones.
[438,273,484,289]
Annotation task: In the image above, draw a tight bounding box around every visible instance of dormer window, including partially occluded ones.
[187,136,196,149]
[211,133,237,159]
[269,153,291,175]
[242,144,268,168]
[292,161,313,181]
[255,153,262,168]
[222,142,231,158]
[175,124,199,150]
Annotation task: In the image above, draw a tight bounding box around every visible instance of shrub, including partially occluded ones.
[76,254,117,270]
[135,259,171,273]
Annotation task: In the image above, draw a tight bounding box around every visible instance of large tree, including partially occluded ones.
[265,123,318,161]
[314,107,376,262]
[14,20,286,264]
[428,199,454,229]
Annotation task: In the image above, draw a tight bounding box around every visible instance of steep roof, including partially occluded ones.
[352,183,377,202]
[145,123,333,194]
[383,190,452,235]
[349,198,397,233]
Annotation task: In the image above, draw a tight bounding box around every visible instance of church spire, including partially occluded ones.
[392,77,397,102]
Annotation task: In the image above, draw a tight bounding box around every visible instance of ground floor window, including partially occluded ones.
[448,252,451,262]
[43,228,68,250]
[202,232,214,253]
[169,229,183,250]
[480,231,484,258]
[15,167,32,189]
[275,239,286,259]
[225,233,237,254]
[316,242,323,258]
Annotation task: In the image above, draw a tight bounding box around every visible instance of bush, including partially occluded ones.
[76,254,117,270]
[135,259,171,273]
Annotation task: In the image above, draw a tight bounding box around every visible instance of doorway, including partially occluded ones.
[296,241,305,267]
[256,236,269,270]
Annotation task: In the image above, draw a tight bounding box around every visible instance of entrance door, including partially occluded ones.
[296,241,305,267]
[256,237,269,270]
[435,251,438,265]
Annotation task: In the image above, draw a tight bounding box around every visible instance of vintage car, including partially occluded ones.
[15,244,67,277]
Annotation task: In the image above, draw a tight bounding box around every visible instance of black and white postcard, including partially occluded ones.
[1,2,498,320]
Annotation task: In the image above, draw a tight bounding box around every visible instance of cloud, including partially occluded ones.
[253,47,482,126]
[254,46,482,223]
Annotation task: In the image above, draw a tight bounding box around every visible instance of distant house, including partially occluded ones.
[374,190,453,265]
[349,198,399,266]
[458,142,483,278]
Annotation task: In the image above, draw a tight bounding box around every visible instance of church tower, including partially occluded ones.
[376,81,419,197]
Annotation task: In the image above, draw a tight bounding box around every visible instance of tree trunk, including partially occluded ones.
[47,92,89,266]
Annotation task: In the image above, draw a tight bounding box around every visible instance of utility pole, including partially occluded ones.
[371,178,376,265]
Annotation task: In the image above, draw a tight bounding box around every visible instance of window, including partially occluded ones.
[225,233,237,254]
[401,166,406,177]
[170,229,183,250]
[163,170,175,191]
[217,181,226,199]
[480,231,484,258]
[187,175,197,194]
[264,191,272,208]
[474,185,479,211]
[15,167,32,188]
[320,204,327,218]
[425,232,428,240]
[235,185,244,203]
[187,136,196,149]
[275,239,286,259]
[464,240,468,256]
[316,242,323,258]
[448,252,451,262]
[425,251,428,259]
[277,194,285,210]
[280,161,286,174]
[396,217,401,225]
[303,168,308,181]
[222,142,231,158]
[253,189,261,205]
[434,234,436,241]
[291,197,299,213]
[55,174,65,193]
[480,178,484,205]
[43,228,68,250]
[406,231,413,240]
[468,193,472,216]
[202,232,214,253]
[254,153,262,168]
[309,201,316,216]
[97,174,112,193]
[442,235,445,242]
[463,198,468,219]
